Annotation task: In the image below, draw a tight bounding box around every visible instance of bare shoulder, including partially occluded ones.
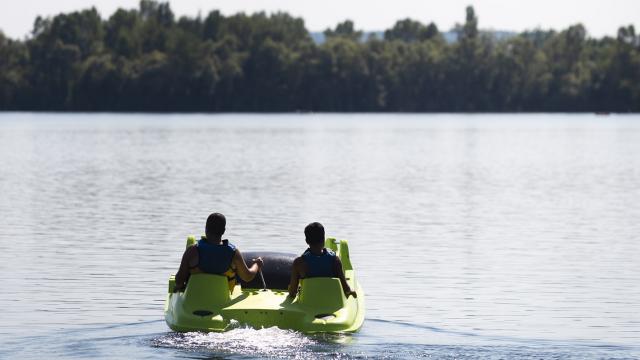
[231,248,243,263]
[333,255,343,267]
[184,245,198,257]
[292,256,305,270]
[183,245,199,267]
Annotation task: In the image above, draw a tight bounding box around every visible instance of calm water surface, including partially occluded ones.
[0,113,639,359]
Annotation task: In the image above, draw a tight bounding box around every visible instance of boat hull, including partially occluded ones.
[164,238,365,333]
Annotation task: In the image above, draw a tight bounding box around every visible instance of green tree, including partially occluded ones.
[324,20,363,42]
[385,19,440,43]
[1,1,640,112]
[0,32,29,109]
[203,10,224,41]
[106,9,142,58]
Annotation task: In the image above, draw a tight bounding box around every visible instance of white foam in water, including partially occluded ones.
[153,326,316,357]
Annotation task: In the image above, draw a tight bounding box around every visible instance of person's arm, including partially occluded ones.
[174,246,197,292]
[232,249,263,282]
[288,257,302,298]
[334,257,357,298]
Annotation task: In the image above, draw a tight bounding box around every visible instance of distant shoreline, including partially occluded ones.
[1,2,638,113]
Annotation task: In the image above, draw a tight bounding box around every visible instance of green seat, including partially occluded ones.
[298,277,346,313]
[183,274,230,312]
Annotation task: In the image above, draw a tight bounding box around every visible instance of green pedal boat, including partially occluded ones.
[164,237,365,333]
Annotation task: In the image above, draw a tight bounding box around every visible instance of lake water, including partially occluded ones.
[0,113,639,359]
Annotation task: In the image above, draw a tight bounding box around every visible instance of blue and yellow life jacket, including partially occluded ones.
[301,248,337,278]
[191,237,237,291]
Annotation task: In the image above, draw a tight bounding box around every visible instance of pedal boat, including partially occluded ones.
[164,237,365,333]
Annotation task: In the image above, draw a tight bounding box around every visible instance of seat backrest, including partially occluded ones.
[338,240,353,270]
[324,238,353,271]
[298,277,346,312]
[186,235,197,248]
[183,274,230,311]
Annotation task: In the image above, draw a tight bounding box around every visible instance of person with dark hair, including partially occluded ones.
[288,222,356,298]
[174,213,263,292]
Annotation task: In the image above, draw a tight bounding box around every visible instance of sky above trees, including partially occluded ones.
[1,0,639,39]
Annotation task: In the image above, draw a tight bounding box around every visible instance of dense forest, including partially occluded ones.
[0,1,639,112]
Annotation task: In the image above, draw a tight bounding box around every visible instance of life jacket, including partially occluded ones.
[190,237,237,291]
[301,248,337,278]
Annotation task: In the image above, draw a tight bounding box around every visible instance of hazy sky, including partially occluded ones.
[1,0,638,39]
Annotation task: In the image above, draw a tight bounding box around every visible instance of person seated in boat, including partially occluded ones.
[174,213,263,292]
[288,222,357,298]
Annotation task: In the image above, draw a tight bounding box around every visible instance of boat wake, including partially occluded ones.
[152,325,316,357]
[366,318,640,352]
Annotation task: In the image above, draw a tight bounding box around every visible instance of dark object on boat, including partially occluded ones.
[239,251,296,290]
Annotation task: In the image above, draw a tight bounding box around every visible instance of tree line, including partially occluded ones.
[0,1,639,112]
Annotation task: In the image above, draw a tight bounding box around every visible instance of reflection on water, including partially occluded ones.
[0,113,639,359]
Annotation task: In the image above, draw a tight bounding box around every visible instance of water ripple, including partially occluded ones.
[1,113,640,359]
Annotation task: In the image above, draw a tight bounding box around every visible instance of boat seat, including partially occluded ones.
[298,277,346,312]
[183,274,230,311]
